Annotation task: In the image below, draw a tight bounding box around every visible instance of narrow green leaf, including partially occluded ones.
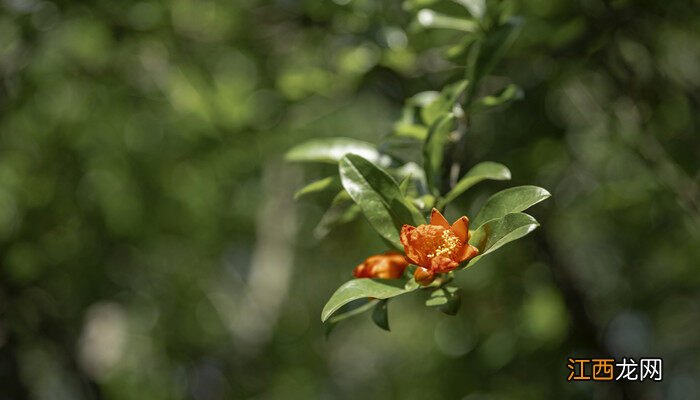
[452,0,485,19]
[464,212,540,268]
[470,84,523,113]
[285,137,388,165]
[408,91,441,107]
[371,299,390,331]
[422,80,469,126]
[399,175,411,195]
[397,163,428,195]
[339,154,425,248]
[423,114,455,195]
[391,91,437,140]
[465,18,522,103]
[473,185,550,227]
[445,35,479,61]
[441,162,511,206]
[381,136,425,165]
[393,122,429,140]
[416,9,479,32]
[313,191,361,239]
[321,279,417,322]
[294,176,341,200]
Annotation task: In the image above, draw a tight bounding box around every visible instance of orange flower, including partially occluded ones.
[353,251,409,279]
[400,208,479,285]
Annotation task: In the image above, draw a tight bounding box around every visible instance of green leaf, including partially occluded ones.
[425,285,459,306]
[324,298,377,336]
[371,299,390,331]
[285,138,388,165]
[426,286,462,315]
[399,175,411,195]
[473,185,550,227]
[382,136,428,164]
[445,34,479,61]
[465,18,522,103]
[416,9,479,32]
[440,162,511,206]
[452,0,485,19]
[339,154,425,248]
[391,91,438,140]
[408,91,441,107]
[404,275,420,291]
[423,114,455,195]
[313,191,361,239]
[294,176,341,200]
[470,84,523,113]
[321,279,417,322]
[393,122,429,140]
[422,80,469,126]
[465,212,539,268]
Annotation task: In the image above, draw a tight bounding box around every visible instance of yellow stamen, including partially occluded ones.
[426,229,460,259]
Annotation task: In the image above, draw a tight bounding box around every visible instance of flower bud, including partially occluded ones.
[353,251,409,279]
[413,267,435,285]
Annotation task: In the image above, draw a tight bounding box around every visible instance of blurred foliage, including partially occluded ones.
[0,0,699,399]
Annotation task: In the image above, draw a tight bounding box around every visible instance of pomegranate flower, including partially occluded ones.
[353,251,409,279]
[400,208,479,285]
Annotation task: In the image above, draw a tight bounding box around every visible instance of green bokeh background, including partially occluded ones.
[1,0,698,399]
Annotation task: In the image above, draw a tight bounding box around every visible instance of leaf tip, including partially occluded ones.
[321,303,334,323]
[539,187,552,200]
[283,150,296,162]
[503,168,512,180]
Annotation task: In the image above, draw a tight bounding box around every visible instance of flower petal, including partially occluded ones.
[451,216,470,243]
[431,255,459,273]
[457,244,479,263]
[400,225,422,265]
[430,208,450,228]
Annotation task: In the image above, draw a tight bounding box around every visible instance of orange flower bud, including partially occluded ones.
[353,251,409,279]
[400,208,479,285]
